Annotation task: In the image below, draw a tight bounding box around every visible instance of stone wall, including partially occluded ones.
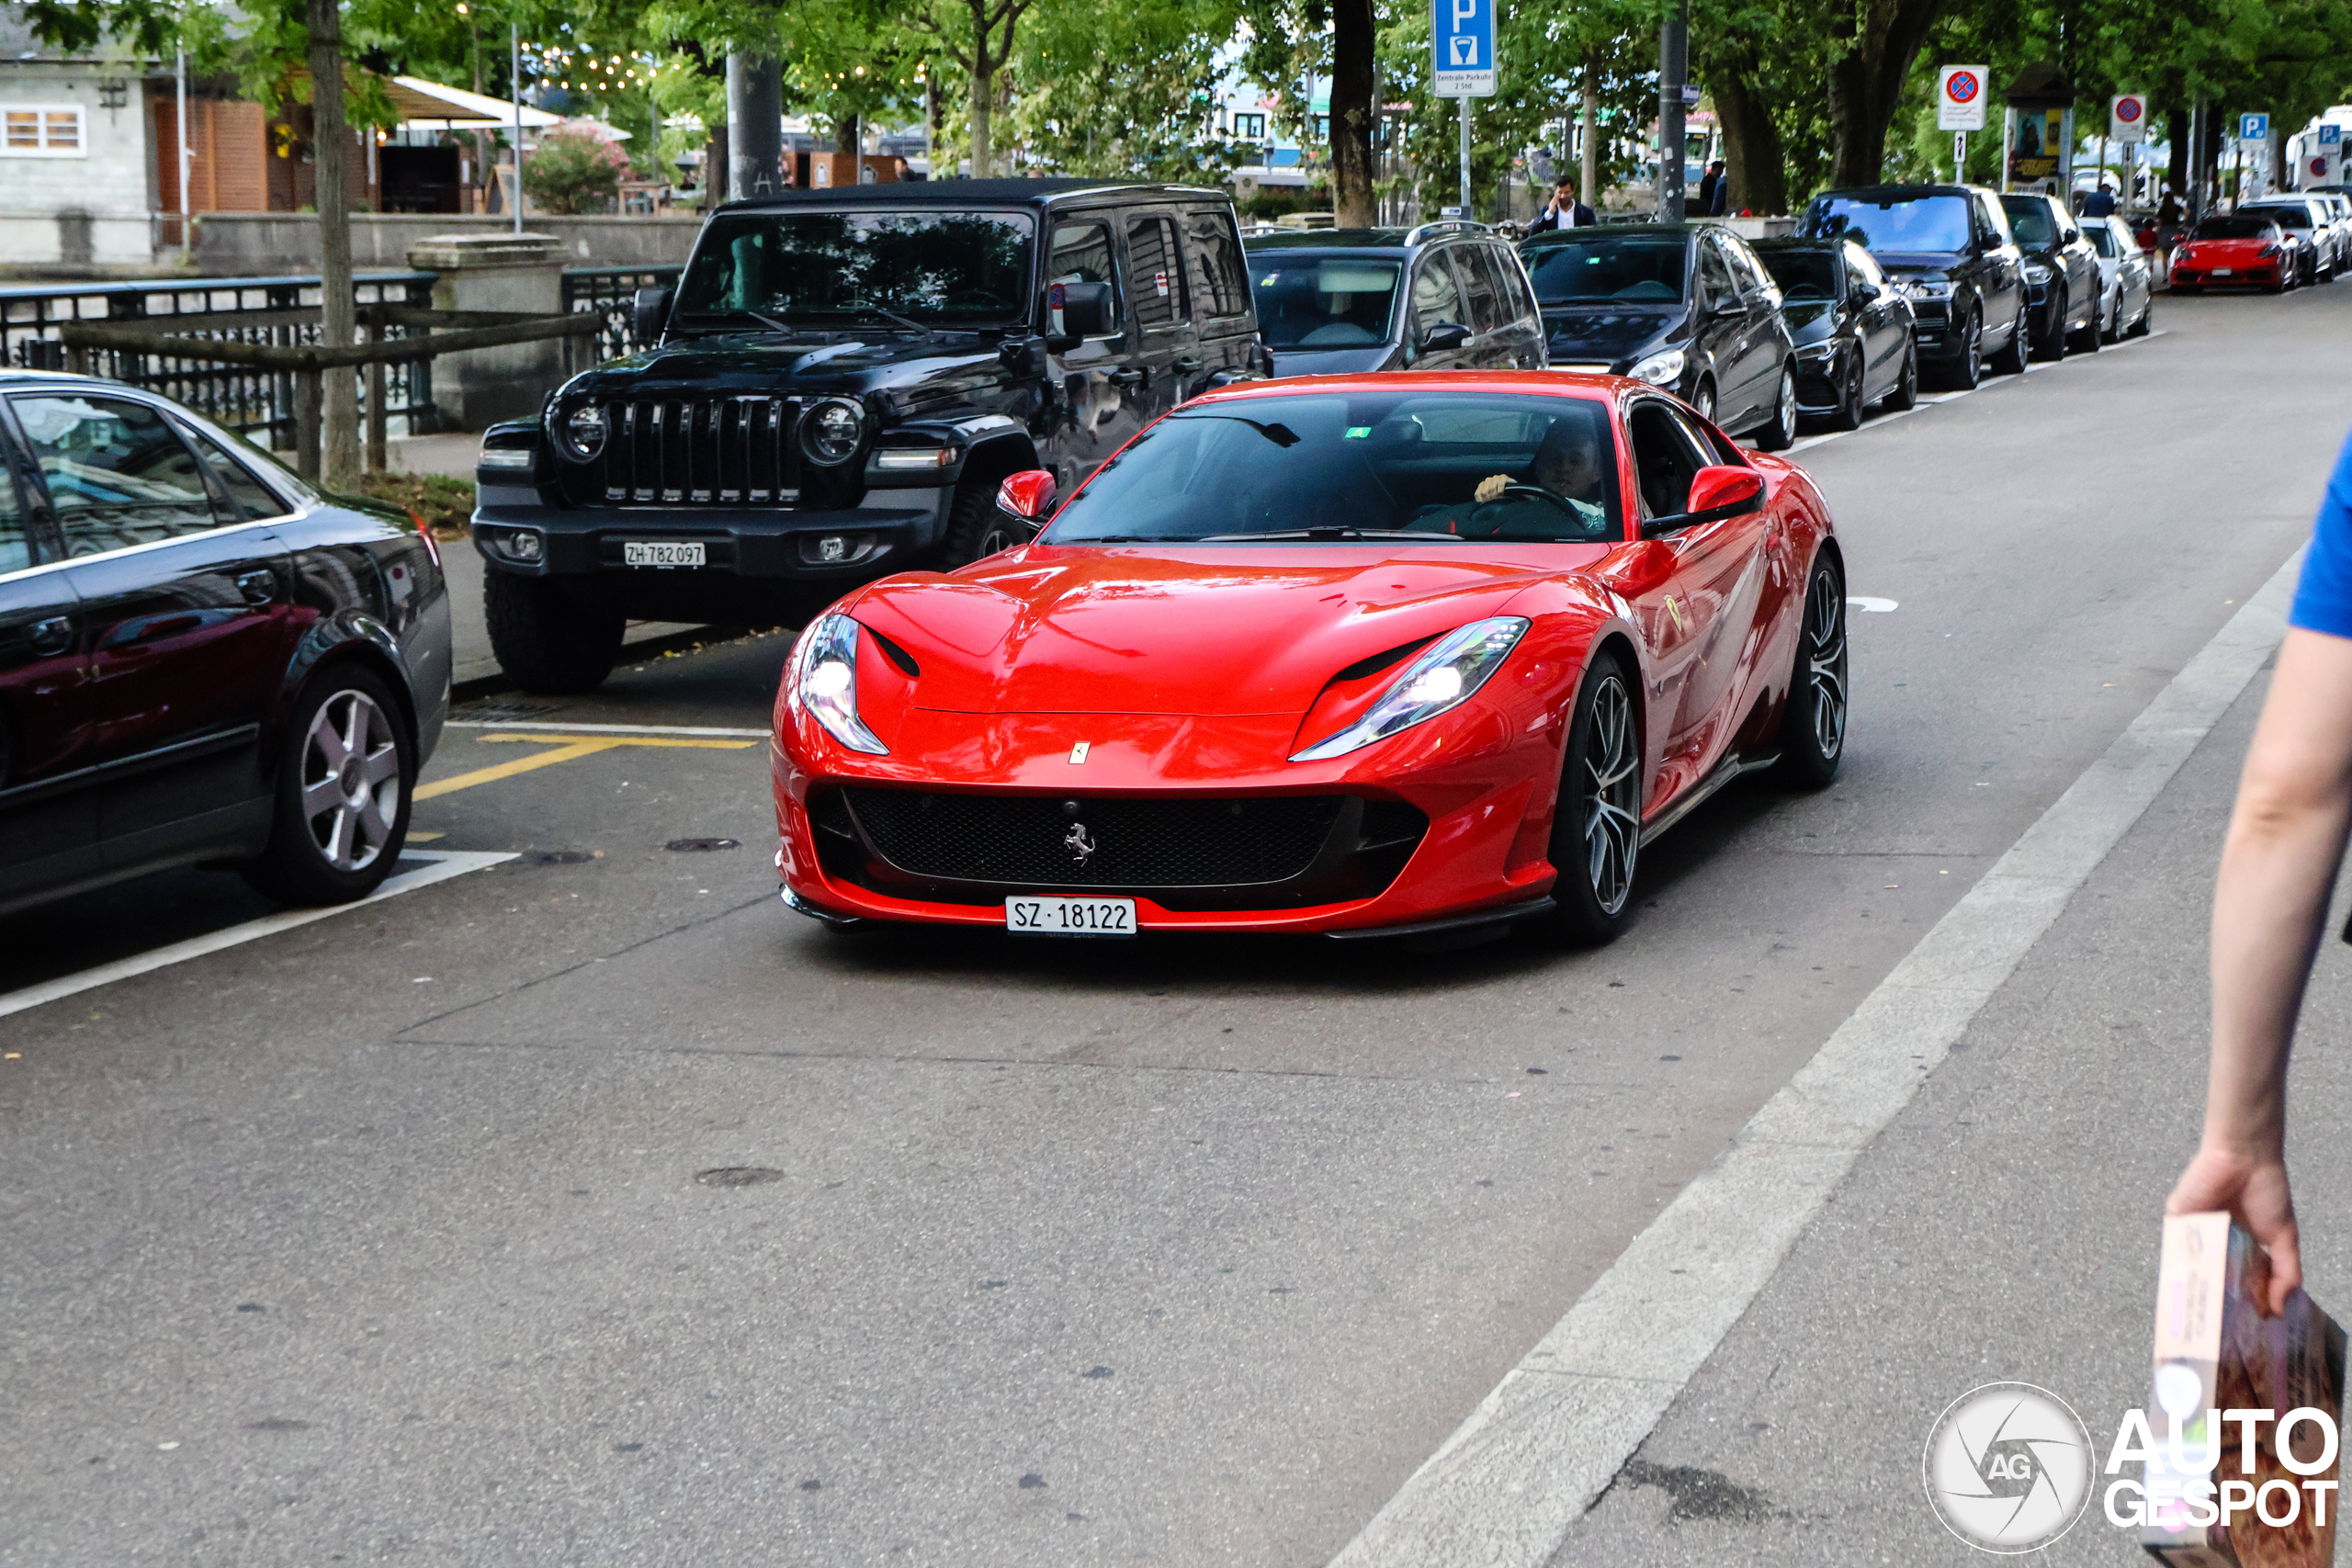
[194,211,703,275]
[0,61,157,270]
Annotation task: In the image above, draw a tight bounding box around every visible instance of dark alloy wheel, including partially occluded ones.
[2128,297,2153,337]
[1542,652,1642,946]
[1773,557,1849,789]
[2030,288,2068,360]
[1886,344,1919,410]
[484,570,623,694]
[1937,310,1984,389]
[1752,365,1798,451]
[244,665,415,905]
[1689,378,1717,424]
[940,465,1028,566]
[1827,353,1865,431]
[1988,307,2030,375]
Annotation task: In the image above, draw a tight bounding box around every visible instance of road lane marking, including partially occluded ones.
[414,733,757,801]
[443,720,770,739]
[1327,547,2304,1568]
[0,851,516,1021]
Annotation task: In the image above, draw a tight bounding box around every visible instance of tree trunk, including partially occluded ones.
[1579,58,1598,209]
[970,62,992,178]
[1329,0,1374,227]
[1706,48,1786,216]
[1825,0,1945,187]
[307,0,359,486]
[837,113,861,154]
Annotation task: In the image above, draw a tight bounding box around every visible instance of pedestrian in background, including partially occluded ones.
[2082,184,2119,218]
[1695,161,1721,216]
[2167,428,2352,1314]
[1706,161,1731,217]
[1527,175,1594,235]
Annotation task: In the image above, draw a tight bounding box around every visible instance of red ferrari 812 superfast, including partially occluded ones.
[771,371,1847,945]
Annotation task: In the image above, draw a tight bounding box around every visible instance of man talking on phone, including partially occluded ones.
[1526,175,1595,235]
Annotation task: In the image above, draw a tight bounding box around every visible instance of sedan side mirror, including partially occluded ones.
[1641,464,1765,537]
[631,286,673,347]
[997,468,1058,523]
[1418,321,1473,353]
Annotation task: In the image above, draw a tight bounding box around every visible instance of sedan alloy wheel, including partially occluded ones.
[301,688,403,873]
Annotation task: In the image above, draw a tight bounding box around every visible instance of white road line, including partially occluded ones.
[444,720,771,739]
[1326,548,2303,1568]
[0,851,516,1021]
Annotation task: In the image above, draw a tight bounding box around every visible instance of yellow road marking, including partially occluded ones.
[413,732,755,801]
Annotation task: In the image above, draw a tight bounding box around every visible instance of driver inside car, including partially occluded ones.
[1411,418,1611,539]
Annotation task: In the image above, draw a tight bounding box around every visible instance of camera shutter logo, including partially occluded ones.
[1922,1382,2094,1551]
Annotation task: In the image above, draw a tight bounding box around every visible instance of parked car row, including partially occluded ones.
[2172,193,2352,292]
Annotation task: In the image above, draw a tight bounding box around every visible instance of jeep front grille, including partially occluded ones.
[566,397,803,507]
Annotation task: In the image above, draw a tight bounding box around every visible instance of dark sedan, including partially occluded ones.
[1521,223,1798,449]
[1752,239,1918,430]
[1999,192,2102,358]
[0,372,449,917]
[1802,184,2029,389]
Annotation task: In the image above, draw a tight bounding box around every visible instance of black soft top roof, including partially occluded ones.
[716,178,1225,214]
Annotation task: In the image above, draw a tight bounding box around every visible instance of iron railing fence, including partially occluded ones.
[562,265,684,363]
[0,272,439,448]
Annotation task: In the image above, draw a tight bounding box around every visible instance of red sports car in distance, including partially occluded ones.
[771,372,1848,945]
[2169,214,2298,293]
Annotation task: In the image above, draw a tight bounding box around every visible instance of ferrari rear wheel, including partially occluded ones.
[1773,556,1849,790]
[1544,652,1642,946]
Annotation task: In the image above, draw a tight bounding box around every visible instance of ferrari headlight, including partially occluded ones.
[1626,348,1686,386]
[1291,617,1530,761]
[788,613,888,754]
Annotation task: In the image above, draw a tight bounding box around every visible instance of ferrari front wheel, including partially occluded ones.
[1544,652,1642,946]
[1773,557,1849,789]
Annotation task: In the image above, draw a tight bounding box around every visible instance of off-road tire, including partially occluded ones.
[484,570,624,694]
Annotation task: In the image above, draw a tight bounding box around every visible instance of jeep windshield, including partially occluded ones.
[1044,391,1623,546]
[674,209,1035,328]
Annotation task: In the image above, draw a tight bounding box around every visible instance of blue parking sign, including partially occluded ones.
[1432,0,1496,97]
[2240,113,2269,141]
[2323,124,2344,146]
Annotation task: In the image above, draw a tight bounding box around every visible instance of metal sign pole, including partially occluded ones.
[1459,96,1471,214]
[1954,131,1966,182]
[511,23,525,232]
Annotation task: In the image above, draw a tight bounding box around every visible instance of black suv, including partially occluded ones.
[472,179,1263,693]
[1241,220,1546,376]
[1801,184,2028,389]
[1998,192,2102,357]
[1521,222,1800,449]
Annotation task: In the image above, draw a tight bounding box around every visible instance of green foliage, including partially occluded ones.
[521,128,632,212]
[1004,0,1248,180]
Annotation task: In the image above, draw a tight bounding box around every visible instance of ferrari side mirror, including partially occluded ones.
[997,468,1058,523]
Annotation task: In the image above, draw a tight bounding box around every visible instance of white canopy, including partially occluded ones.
[390,75,561,130]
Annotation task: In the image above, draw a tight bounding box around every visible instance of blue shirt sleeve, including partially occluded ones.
[2289,430,2352,639]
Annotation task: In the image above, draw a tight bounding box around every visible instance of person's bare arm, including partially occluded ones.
[2170,626,2352,1312]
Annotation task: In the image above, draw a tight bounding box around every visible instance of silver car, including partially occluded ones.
[2239,197,2340,284]
[2085,215,2154,340]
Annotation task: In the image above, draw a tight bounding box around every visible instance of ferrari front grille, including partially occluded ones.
[842,791,1344,888]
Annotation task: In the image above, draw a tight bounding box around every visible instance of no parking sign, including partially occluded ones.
[1938,65,1988,131]
[2109,94,2148,143]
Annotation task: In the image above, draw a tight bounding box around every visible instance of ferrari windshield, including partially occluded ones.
[674,209,1035,326]
[1522,236,1688,303]
[1250,254,1403,347]
[1045,391,1623,545]
[2191,217,2276,241]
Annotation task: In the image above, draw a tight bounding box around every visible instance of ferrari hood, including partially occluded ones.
[848,547,1566,716]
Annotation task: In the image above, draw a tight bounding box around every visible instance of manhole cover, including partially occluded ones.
[665,837,741,852]
[457,700,561,722]
[695,1167,784,1188]
[530,850,598,865]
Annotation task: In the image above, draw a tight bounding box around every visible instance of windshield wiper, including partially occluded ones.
[1193,527,1466,543]
[854,306,936,341]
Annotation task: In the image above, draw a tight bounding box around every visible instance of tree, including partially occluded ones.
[1004,0,1247,181]
[910,0,1036,175]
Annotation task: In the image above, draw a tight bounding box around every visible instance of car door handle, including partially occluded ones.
[27,615,72,656]
[1108,368,1147,389]
[234,568,277,604]
[1171,356,1203,374]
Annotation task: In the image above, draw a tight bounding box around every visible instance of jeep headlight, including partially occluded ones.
[1292,617,1529,761]
[560,402,606,459]
[1626,348,1686,387]
[801,398,867,467]
[787,614,888,755]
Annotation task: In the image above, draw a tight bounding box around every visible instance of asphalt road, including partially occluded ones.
[4,284,2347,1567]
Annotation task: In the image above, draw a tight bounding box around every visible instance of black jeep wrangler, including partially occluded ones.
[471,178,1265,692]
